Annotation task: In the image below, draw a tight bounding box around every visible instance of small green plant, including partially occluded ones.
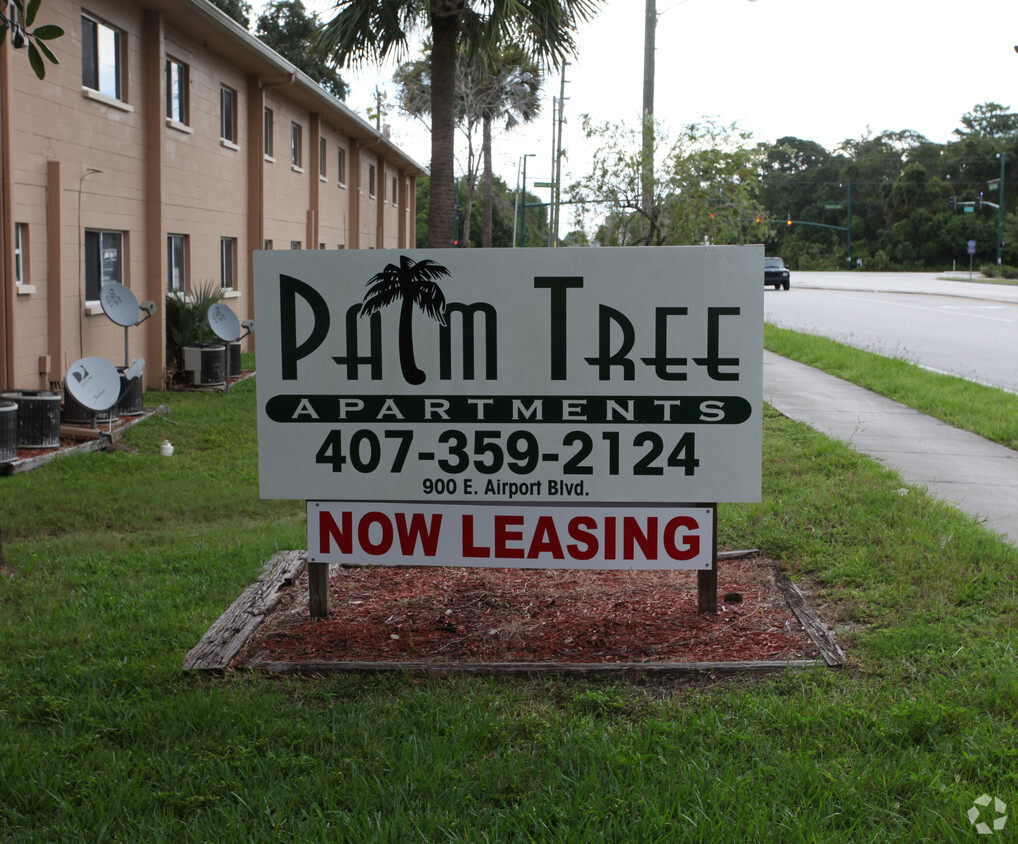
[164,280,224,371]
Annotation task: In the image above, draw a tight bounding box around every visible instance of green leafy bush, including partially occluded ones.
[164,280,224,370]
[979,263,1018,280]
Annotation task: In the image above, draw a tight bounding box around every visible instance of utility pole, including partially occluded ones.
[552,67,568,246]
[997,152,1006,265]
[548,96,558,247]
[520,153,535,247]
[641,0,656,218]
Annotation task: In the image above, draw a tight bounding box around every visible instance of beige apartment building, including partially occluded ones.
[0,0,423,392]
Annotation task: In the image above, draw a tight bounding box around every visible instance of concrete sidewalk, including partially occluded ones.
[763,351,1018,547]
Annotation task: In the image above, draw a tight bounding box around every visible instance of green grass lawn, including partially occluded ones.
[2,348,1017,842]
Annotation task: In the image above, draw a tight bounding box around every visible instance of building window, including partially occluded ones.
[337,147,345,185]
[165,58,188,123]
[14,223,27,285]
[392,176,398,206]
[81,14,122,100]
[319,137,326,177]
[84,230,124,302]
[368,164,376,197]
[263,108,273,157]
[167,234,187,294]
[290,122,302,168]
[220,237,236,290]
[220,85,237,143]
[290,241,301,250]
[263,239,273,250]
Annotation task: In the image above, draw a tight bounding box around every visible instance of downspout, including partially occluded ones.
[0,43,12,388]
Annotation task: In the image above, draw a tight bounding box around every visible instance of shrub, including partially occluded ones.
[164,280,224,370]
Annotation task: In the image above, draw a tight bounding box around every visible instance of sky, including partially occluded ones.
[309,0,1018,226]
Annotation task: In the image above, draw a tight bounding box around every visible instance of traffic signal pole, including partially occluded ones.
[998,153,1005,266]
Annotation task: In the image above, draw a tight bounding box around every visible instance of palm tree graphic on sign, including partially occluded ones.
[360,255,449,385]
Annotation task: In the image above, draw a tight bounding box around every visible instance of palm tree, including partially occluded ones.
[315,0,603,249]
[477,51,540,247]
[395,47,483,248]
[395,45,540,248]
[360,255,449,385]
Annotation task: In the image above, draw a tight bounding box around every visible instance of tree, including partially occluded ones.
[753,136,848,267]
[256,1,348,99]
[569,115,765,247]
[1,0,62,80]
[316,0,602,248]
[366,85,392,129]
[476,49,541,247]
[955,102,1018,141]
[414,174,545,248]
[208,0,252,28]
[360,255,448,385]
[395,44,541,247]
[395,48,483,248]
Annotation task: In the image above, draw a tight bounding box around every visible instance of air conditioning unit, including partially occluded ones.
[183,344,226,387]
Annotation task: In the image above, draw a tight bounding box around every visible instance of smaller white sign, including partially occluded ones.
[308,501,714,570]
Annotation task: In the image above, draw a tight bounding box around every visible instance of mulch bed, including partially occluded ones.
[236,555,824,668]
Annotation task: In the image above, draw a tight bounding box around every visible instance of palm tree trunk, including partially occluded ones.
[461,120,476,247]
[398,297,425,385]
[482,114,493,248]
[428,15,458,248]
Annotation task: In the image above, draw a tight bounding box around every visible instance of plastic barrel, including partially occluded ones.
[0,400,17,462]
[0,390,60,448]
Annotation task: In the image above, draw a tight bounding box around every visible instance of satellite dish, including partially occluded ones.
[100,282,141,327]
[208,302,241,342]
[65,357,121,411]
[123,358,145,381]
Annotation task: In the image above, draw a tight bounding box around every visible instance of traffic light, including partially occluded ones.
[786,216,792,226]
[975,193,983,212]
[949,196,957,211]
[755,214,762,223]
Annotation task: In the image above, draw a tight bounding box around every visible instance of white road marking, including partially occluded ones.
[835,294,1015,323]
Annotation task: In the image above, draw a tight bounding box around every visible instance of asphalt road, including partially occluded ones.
[764,271,1018,393]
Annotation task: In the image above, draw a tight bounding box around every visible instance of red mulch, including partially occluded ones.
[238,556,822,667]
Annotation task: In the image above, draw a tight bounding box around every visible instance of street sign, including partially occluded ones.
[968,240,977,255]
[532,181,553,188]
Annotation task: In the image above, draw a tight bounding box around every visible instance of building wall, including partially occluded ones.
[0,0,422,392]
[317,119,352,250]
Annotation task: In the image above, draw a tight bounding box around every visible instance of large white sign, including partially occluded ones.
[308,501,714,570]
[255,247,762,504]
